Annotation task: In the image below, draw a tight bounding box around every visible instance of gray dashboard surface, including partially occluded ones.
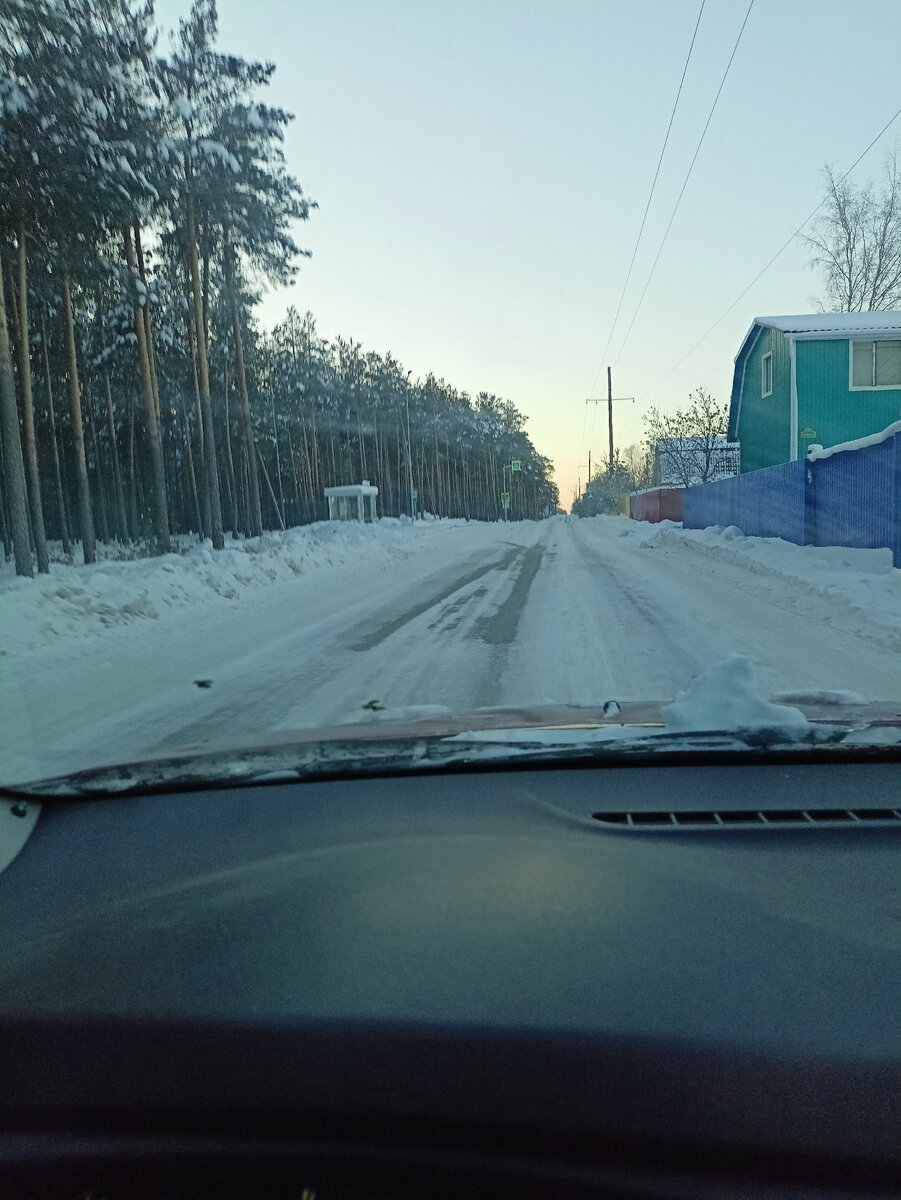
[0,761,899,1182]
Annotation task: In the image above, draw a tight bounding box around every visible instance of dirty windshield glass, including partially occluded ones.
[2,0,901,786]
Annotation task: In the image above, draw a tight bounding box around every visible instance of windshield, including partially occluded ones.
[2,0,901,788]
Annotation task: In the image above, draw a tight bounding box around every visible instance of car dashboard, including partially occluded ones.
[0,757,899,1199]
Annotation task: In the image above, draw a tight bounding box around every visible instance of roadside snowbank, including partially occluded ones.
[0,518,467,659]
[606,515,901,641]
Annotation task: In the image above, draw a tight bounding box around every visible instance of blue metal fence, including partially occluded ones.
[681,433,901,567]
[682,460,807,543]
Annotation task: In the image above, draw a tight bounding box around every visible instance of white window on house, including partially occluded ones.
[761,352,773,397]
[851,339,901,387]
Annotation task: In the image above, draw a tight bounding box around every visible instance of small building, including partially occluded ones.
[323,480,378,523]
[653,436,740,487]
[729,312,901,472]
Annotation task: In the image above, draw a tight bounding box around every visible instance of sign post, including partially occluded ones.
[502,459,521,521]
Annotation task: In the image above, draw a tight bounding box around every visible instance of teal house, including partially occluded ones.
[728,312,901,472]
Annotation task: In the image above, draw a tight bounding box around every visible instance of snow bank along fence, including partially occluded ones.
[679,425,901,567]
[629,488,683,524]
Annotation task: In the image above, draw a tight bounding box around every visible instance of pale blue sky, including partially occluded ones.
[155,0,901,502]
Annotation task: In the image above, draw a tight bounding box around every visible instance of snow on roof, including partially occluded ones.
[755,312,901,336]
[323,481,379,496]
[654,436,737,449]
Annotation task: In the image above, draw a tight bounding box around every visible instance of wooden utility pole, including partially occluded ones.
[585,369,634,468]
[578,455,591,495]
[607,367,614,469]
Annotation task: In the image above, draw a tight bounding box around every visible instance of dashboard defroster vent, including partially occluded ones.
[592,807,901,829]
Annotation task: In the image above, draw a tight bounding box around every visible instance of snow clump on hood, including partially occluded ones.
[662,655,812,733]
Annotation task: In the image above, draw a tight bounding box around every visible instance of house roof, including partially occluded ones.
[735,313,901,362]
[728,311,901,440]
[753,312,901,337]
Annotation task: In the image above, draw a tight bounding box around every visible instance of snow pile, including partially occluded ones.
[662,655,811,732]
[620,520,901,647]
[0,518,467,659]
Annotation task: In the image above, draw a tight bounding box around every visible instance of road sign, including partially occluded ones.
[501,491,510,504]
[410,487,418,501]
[587,492,594,500]
[511,460,522,472]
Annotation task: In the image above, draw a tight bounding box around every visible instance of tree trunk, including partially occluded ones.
[61,272,95,564]
[185,313,209,539]
[0,450,11,561]
[223,358,239,536]
[127,391,137,538]
[257,447,285,531]
[123,226,170,554]
[0,260,32,575]
[133,222,161,425]
[299,414,315,522]
[269,391,285,526]
[223,231,262,536]
[201,220,211,357]
[239,444,250,536]
[16,223,49,571]
[285,425,301,520]
[309,403,321,501]
[104,373,129,541]
[179,388,203,538]
[40,310,70,555]
[84,377,110,544]
[186,193,224,549]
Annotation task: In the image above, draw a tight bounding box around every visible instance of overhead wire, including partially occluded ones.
[611,0,755,371]
[584,0,707,410]
[641,96,901,399]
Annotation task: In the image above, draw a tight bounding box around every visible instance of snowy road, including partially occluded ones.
[4,515,901,782]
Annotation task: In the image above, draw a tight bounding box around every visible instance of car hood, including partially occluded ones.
[7,696,901,799]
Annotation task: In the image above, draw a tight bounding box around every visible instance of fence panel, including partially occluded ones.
[682,461,806,543]
[807,438,897,552]
[676,434,900,567]
[630,488,683,523]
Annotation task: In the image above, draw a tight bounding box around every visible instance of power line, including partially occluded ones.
[585,0,706,405]
[641,97,901,399]
[611,0,755,370]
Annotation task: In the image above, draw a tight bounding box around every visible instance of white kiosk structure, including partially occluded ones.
[323,480,379,523]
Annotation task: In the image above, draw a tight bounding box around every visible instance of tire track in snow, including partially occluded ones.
[472,544,544,646]
[350,546,522,651]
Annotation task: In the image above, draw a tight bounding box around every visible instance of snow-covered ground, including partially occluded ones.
[3,514,900,784]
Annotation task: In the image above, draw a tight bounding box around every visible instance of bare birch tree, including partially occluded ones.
[802,153,901,312]
[643,388,731,487]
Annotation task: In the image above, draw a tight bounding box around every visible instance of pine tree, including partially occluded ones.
[0,259,32,575]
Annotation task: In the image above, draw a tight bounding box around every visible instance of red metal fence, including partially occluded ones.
[629,488,683,523]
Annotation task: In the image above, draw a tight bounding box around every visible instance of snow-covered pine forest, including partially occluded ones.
[0,0,559,579]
